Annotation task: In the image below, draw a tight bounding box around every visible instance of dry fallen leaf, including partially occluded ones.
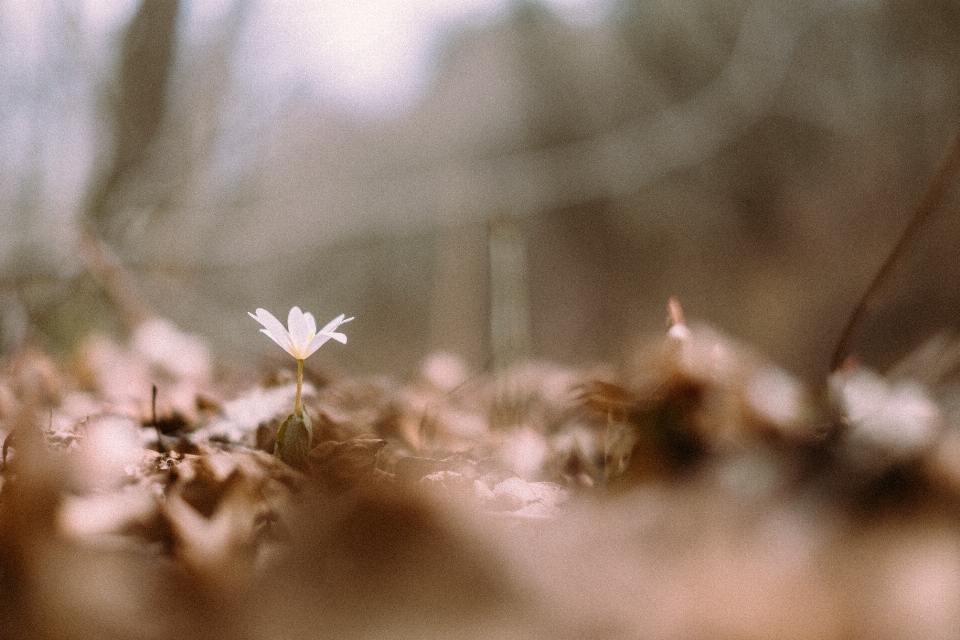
[307,437,388,492]
[4,309,960,639]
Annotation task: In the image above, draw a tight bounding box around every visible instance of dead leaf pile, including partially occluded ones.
[3,314,960,638]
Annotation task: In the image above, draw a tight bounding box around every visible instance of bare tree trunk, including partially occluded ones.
[79,0,180,328]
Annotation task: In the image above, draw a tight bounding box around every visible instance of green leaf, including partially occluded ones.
[275,410,313,471]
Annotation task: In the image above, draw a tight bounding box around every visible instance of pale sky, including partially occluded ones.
[208,0,615,114]
[74,0,613,113]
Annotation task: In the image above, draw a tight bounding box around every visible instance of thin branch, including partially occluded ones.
[77,223,153,328]
[830,124,960,372]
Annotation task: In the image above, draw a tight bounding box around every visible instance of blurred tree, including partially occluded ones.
[77,0,180,332]
[85,0,179,243]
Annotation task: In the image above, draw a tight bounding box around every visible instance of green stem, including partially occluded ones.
[295,358,303,415]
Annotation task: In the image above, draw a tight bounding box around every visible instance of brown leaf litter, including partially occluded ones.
[3,314,960,638]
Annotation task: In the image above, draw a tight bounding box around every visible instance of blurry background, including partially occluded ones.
[2,0,960,379]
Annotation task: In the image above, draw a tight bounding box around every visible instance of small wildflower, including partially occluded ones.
[248,306,353,469]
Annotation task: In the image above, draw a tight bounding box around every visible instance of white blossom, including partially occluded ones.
[248,307,352,360]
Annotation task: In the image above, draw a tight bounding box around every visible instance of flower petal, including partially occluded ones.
[326,315,354,343]
[248,309,295,356]
[319,315,353,345]
[304,315,353,356]
[318,314,353,335]
[287,306,313,352]
[251,308,351,361]
[301,333,332,359]
[302,311,318,337]
[258,328,293,354]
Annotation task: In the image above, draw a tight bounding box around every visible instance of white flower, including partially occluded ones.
[248,307,353,360]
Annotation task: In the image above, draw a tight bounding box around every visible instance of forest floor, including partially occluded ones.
[1,309,960,640]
